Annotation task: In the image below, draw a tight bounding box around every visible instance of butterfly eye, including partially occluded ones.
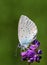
[18,44,21,48]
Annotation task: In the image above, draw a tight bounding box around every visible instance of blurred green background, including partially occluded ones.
[0,0,47,65]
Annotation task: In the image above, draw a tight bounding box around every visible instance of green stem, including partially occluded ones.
[28,62,31,65]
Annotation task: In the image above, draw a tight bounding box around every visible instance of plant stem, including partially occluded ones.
[28,62,30,65]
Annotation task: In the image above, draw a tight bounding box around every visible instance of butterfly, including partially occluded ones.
[18,15,38,50]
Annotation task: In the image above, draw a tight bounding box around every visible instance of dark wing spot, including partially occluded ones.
[21,28,23,29]
[26,27,27,28]
[23,29,25,31]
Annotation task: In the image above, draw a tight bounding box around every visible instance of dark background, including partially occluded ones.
[0,0,47,65]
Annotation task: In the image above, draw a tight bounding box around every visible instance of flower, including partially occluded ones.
[32,39,40,47]
[36,56,40,62]
[26,49,35,58]
[28,58,34,63]
[37,49,42,54]
[20,39,42,63]
[30,58,34,62]
[21,51,27,57]
[29,44,38,50]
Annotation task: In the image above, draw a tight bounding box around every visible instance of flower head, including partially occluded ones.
[26,49,35,58]
[20,39,42,63]
[32,39,40,47]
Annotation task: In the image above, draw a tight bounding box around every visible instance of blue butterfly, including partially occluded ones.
[18,15,38,50]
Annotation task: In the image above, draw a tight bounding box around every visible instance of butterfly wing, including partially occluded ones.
[18,15,38,49]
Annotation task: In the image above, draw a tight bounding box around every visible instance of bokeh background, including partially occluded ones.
[0,0,47,65]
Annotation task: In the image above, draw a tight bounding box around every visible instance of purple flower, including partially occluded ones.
[34,54,37,61]
[33,39,40,47]
[38,50,42,54]
[30,58,34,62]
[20,39,42,63]
[33,55,40,62]
[21,51,27,57]
[26,49,35,58]
[21,52,27,61]
[39,56,42,59]
[35,56,41,63]
[22,57,27,61]
[28,58,34,63]
[29,44,38,50]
